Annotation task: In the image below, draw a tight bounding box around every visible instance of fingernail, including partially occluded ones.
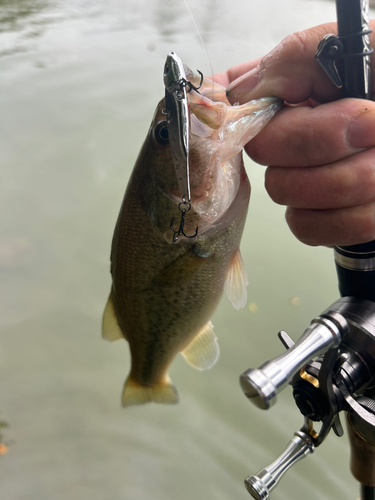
[347,109,375,149]
[226,66,261,104]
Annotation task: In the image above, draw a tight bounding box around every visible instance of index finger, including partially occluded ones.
[226,21,375,105]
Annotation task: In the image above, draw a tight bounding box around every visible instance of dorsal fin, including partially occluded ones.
[102,293,125,341]
[224,249,248,310]
[181,321,219,370]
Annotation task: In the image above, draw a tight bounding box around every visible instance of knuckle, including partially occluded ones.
[288,31,309,54]
[257,31,308,77]
[285,25,336,57]
[257,30,309,76]
[278,31,309,59]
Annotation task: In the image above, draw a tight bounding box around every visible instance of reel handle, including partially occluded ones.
[240,313,348,410]
[244,431,314,500]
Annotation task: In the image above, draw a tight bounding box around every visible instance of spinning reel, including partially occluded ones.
[241,297,375,499]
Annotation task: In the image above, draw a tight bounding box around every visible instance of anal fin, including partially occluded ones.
[102,293,125,341]
[224,248,248,310]
[122,375,179,407]
[181,321,219,370]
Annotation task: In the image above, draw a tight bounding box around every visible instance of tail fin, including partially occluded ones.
[122,375,179,408]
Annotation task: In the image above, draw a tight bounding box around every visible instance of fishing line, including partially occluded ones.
[182,0,215,92]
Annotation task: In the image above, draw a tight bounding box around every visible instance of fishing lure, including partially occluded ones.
[163,52,201,242]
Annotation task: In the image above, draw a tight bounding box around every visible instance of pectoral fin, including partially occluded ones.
[181,321,219,370]
[224,249,248,310]
[102,293,125,341]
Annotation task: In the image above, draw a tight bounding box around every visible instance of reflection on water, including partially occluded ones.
[0,0,367,499]
[0,0,49,56]
[0,0,48,31]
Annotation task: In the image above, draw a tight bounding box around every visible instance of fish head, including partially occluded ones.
[140,62,282,243]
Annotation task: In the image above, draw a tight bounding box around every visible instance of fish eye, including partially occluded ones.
[154,121,169,146]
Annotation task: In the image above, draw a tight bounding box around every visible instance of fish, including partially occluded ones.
[102,56,282,407]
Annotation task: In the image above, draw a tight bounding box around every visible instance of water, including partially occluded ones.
[0,1,368,499]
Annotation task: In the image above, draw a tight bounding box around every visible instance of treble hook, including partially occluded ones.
[179,70,204,95]
[170,201,198,243]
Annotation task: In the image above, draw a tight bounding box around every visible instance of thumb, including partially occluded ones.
[226,22,361,105]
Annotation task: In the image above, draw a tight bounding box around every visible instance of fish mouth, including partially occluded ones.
[162,63,282,242]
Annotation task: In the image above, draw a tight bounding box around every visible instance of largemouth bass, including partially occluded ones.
[102,56,281,407]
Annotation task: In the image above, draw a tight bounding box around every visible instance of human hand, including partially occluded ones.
[219,22,375,247]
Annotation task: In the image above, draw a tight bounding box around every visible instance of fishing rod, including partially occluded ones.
[239,1,375,499]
